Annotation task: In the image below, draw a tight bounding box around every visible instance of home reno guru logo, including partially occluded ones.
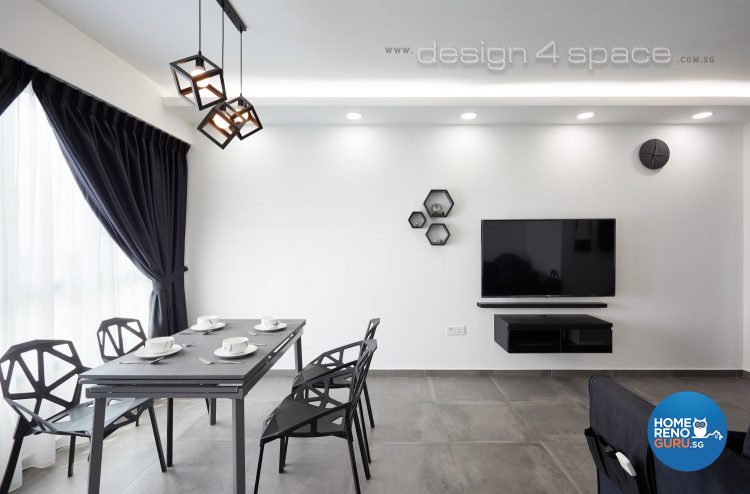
[652,417,723,449]
[648,392,727,472]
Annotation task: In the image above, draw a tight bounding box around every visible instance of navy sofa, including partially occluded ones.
[586,374,750,494]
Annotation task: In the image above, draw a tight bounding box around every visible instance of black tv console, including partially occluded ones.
[494,314,612,353]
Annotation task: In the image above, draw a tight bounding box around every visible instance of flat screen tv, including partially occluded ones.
[481,219,615,297]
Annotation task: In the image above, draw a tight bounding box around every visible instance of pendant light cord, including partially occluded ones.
[240,32,243,96]
[221,0,225,68]
[198,0,202,53]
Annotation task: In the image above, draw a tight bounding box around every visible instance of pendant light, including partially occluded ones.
[224,30,263,140]
[198,2,240,148]
[170,0,227,110]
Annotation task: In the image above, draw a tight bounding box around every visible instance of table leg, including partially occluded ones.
[232,398,246,494]
[87,397,106,494]
[294,337,303,372]
[167,398,174,467]
[210,398,217,425]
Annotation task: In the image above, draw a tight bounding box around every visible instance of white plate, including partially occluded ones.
[190,322,226,332]
[134,344,183,359]
[213,345,258,359]
[253,322,287,332]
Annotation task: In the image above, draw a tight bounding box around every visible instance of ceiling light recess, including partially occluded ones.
[460,112,477,120]
[577,111,596,120]
[346,112,362,120]
[692,111,713,120]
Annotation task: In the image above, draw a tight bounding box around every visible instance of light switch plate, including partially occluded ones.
[446,326,467,336]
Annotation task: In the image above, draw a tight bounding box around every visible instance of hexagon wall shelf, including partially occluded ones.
[423,189,454,217]
[408,211,427,228]
[426,223,450,246]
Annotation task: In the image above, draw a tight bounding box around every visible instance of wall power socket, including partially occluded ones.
[446,326,467,336]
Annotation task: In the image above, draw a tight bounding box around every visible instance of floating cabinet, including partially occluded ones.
[494,315,613,353]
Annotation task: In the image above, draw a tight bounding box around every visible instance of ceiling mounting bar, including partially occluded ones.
[215,0,246,32]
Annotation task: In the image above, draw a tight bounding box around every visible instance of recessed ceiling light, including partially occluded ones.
[460,112,477,120]
[346,112,362,120]
[692,111,713,120]
[577,111,595,120]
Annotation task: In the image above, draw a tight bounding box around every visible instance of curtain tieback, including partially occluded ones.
[153,266,188,289]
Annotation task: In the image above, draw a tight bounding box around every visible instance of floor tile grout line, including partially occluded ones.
[506,400,544,444]
[427,375,438,402]
[549,376,590,405]
[488,375,512,401]
[539,441,586,494]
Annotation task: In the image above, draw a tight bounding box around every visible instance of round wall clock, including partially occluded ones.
[639,139,670,170]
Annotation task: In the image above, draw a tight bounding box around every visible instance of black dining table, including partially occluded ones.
[80,318,306,494]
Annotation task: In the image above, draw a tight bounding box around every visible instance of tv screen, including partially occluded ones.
[481,219,615,297]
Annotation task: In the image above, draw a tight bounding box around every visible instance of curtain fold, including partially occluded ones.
[32,73,190,337]
[0,52,36,116]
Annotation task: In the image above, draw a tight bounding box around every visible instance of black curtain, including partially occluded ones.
[0,51,36,115]
[32,73,190,337]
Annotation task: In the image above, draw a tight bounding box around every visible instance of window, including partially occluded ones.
[0,86,151,489]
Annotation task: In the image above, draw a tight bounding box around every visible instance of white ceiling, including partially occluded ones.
[39,0,750,123]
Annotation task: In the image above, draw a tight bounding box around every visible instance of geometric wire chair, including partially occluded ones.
[96,317,215,426]
[293,318,379,421]
[291,318,380,463]
[254,339,378,494]
[0,340,166,492]
[96,317,147,362]
[97,317,148,426]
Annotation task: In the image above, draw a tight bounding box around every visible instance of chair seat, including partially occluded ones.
[44,397,152,436]
[293,363,354,390]
[261,396,347,441]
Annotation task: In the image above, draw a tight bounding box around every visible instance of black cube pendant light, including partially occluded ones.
[197,102,241,148]
[197,4,239,148]
[224,31,263,140]
[171,0,259,148]
[170,0,227,110]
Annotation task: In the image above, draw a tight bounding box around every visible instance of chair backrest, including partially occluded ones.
[348,339,377,406]
[364,318,380,341]
[0,340,86,430]
[588,375,655,494]
[96,317,147,362]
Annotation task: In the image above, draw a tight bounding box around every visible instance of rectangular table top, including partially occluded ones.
[80,319,305,385]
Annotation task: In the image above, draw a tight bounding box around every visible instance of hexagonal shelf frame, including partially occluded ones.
[408,211,427,228]
[423,189,454,218]
[426,223,450,246]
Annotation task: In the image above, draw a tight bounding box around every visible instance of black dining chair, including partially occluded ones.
[96,317,216,424]
[293,318,379,428]
[96,317,147,362]
[254,339,377,494]
[291,318,380,463]
[0,340,166,492]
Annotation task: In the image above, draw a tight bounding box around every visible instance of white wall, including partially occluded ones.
[0,0,193,143]
[185,124,743,370]
[744,123,750,372]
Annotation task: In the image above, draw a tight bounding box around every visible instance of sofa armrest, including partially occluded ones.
[725,430,746,455]
[655,446,750,493]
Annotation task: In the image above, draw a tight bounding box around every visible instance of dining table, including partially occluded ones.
[79,318,306,494]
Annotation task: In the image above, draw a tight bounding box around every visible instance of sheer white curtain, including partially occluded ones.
[0,86,151,490]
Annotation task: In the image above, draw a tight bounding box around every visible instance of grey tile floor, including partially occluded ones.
[13,375,750,493]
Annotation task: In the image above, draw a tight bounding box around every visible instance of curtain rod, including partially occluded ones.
[0,48,190,147]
